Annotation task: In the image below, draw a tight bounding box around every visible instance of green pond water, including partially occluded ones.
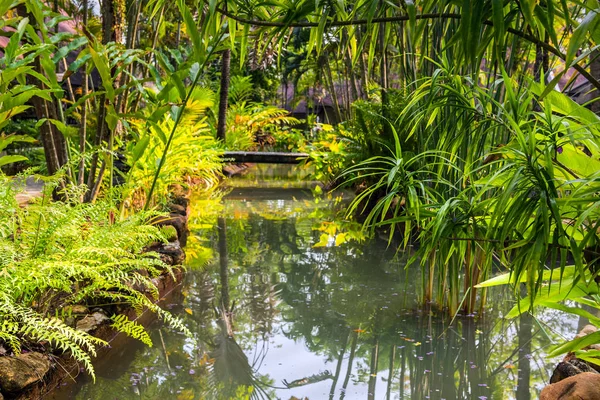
[50,164,580,400]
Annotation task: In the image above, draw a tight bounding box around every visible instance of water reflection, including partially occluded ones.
[49,165,577,400]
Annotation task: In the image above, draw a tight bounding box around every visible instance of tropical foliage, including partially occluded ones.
[0,178,190,378]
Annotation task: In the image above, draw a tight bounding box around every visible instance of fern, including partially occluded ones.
[110,315,153,347]
[0,179,193,378]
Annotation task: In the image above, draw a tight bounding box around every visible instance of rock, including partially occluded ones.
[540,372,600,399]
[76,311,110,333]
[550,324,600,384]
[154,213,189,247]
[550,360,598,383]
[576,324,598,338]
[151,241,185,266]
[168,203,187,217]
[0,352,50,392]
[160,225,179,242]
[65,305,88,315]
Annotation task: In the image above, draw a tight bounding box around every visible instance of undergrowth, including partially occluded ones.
[0,177,191,379]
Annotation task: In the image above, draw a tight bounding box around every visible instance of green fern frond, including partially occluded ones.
[110,314,153,347]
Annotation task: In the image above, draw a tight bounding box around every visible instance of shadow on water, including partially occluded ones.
[49,164,578,400]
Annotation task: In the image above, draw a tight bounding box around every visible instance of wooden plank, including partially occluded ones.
[222,151,309,164]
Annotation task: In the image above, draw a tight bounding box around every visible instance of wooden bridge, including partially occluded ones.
[222,151,309,164]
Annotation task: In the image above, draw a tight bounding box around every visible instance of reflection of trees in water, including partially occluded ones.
[192,196,569,399]
[54,183,576,400]
[196,216,276,399]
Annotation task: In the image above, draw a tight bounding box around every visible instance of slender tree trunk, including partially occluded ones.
[86,0,124,201]
[17,5,68,179]
[591,50,600,115]
[323,55,343,123]
[533,34,549,83]
[367,337,380,400]
[516,286,532,400]
[115,0,142,115]
[78,0,89,187]
[357,28,369,98]
[379,12,391,141]
[386,344,396,400]
[328,329,350,399]
[346,47,360,101]
[340,331,359,400]
[217,48,231,142]
[218,217,230,312]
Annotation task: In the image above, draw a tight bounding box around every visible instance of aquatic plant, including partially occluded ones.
[341,67,600,317]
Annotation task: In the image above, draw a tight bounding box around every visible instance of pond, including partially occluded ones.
[50,164,580,400]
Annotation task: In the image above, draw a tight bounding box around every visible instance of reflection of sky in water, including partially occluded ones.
[49,165,581,400]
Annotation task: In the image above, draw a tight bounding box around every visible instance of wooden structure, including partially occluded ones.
[222,151,309,164]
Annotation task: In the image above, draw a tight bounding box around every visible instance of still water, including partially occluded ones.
[51,165,579,400]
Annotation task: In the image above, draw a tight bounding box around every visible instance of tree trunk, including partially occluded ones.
[77,0,89,187]
[516,286,532,400]
[379,15,391,141]
[367,337,379,400]
[591,50,600,115]
[218,217,230,312]
[17,5,68,179]
[324,55,343,124]
[102,0,125,44]
[328,330,350,399]
[340,331,358,400]
[217,48,231,142]
[86,0,125,201]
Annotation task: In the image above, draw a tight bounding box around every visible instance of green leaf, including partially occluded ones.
[0,135,35,153]
[475,266,577,288]
[548,331,600,358]
[177,0,203,61]
[52,36,88,64]
[5,17,29,65]
[491,0,504,51]
[566,10,599,66]
[88,46,115,102]
[0,155,27,168]
[131,135,150,165]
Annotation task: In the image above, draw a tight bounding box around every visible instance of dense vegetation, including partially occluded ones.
[0,0,599,390]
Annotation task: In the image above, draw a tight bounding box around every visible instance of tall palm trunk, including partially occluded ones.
[217,6,231,143]
[218,217,230,312]
[217,48,231,142]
